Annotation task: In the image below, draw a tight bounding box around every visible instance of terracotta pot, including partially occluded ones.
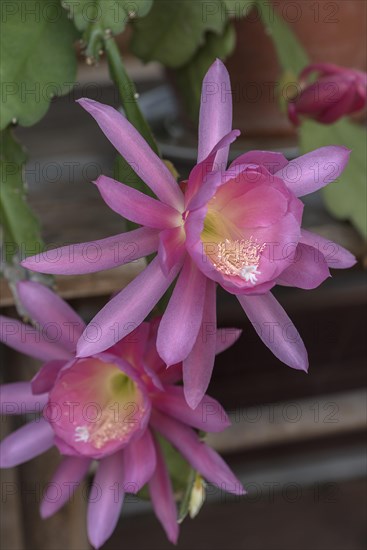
[226,0,366,137]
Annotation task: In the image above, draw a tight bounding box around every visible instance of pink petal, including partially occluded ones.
[151,411,244,496]
[77,98,184,209]
[152,385,230,432]
[143,317,163,373]
[148,433,179,544]
[77,256,183,357]
[142,362,164,390]
[31,359,67,394]
[237,292,308,372]
[186,157,227,212]
[186,130,240,209]
[294,77,350,115]
[123,430,156,493]
[275,146,351,197]
[0,418,54,468]
[276,243,331,289]
[87,452,125,549]
[95,175,181,229]
[318,86,357,124]
[300,229,357,269]
[40,456,91,518]
[198,59,233,169]
[108,322,150,368]
[21,227,159,275]
[158,364,182,385]
[288,101,300,126]
[225,184,288,228]
[17,281,85,353]
[0,382,48,415]
[157,258,206,366]
[230,151,288,174]
[215,328,242,354]
[0,315,71,362]
[183,279,217,409]
[158,226,186,276]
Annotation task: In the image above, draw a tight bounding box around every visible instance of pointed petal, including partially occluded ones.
[17,281,85,353]
[186,130,240,206]
[151,411,244,496]
[123,430,156,493]
[77,98,184,209]
[77,256,183,357]
[40,456,91,518]
[158,226,186,276]
[142,363,164,390]
[87,452,125,549]
[275,146,351,197]
[157,258,206,366]
[187,132,240,212]
[21,227,159,275]
[300,229,357,269]
[198,59,233,169]
[215,328,242,354]
[183,279,217,409]
[148,434,179,544]
[0,419,54,468]
[276,244,331,289]
[230,151,288,174]
[153,386,230,432]
[237,292,308,372]
[143,317,163,372]
[0,382,48,415]
[31,359,67,394]
[95,175,181,229]
[0,316,71,361]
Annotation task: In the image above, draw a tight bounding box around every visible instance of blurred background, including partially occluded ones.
[1,1,366,549]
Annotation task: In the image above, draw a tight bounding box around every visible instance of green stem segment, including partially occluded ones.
[104,34,159,155]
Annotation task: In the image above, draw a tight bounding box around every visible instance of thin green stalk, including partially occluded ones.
[104,34,160,155]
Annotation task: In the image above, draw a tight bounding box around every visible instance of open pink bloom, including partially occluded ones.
[0,281,243,548]
[22,59,356,407]
[288,63,367,126]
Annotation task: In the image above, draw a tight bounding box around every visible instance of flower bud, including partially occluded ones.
[288,63,367,125]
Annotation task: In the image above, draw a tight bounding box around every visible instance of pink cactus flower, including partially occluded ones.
[288,63,367,126]
[22,60,356,408]
[0,281,243,548]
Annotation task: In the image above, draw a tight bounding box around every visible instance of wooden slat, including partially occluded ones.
[0,415,25,550]
[0,261,145,307]
[207,390,366,454]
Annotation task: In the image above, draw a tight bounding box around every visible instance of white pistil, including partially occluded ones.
[240,265,262,284]
[75,426,90,443]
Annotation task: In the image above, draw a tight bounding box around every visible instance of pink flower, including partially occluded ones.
[22,60,356,408]
[288,63,367,126]
[0,281,243,548]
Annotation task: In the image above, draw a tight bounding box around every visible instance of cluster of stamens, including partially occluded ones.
[74,406,145,450]
[211,237,266,284]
